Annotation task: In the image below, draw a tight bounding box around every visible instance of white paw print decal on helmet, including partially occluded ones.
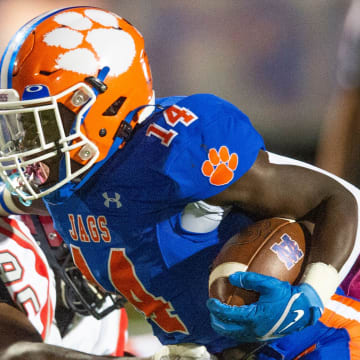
[43,9,136,76]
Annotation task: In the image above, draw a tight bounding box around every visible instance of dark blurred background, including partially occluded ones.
[0,0,351,163]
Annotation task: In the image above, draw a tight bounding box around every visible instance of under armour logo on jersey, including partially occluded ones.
[102,192,122,208]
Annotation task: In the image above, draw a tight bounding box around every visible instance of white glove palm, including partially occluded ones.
[152,343,217,360]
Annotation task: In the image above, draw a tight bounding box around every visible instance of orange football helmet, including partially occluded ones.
[0,6,154,203]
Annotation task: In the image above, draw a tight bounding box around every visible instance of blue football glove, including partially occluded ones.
[206,271,323,342]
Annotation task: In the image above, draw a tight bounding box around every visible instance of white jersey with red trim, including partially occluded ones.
[0,216,127,356]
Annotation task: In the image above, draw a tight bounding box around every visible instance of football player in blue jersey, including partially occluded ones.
[0,5,359,359]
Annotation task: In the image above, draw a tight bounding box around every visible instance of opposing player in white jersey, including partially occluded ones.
[0,214,132,359]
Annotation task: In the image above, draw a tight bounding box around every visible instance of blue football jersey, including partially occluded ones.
[45,94,265,353]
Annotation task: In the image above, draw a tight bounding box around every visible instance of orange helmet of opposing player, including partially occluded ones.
[0,6,154,202]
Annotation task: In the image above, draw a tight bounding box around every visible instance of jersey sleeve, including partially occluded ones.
[0,216,56,341]
[162,93,265,200]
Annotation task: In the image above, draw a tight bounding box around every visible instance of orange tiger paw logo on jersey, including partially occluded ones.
[201,146,238,186]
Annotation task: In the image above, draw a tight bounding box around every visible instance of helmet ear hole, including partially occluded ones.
[103,96,126,116]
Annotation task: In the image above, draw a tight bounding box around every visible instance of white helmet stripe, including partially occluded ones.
[0,7,89,89]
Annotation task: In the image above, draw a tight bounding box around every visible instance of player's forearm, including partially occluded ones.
[0,304,141,360]
[264,152,360,279]
[307,188,357,269]
[301,172,359,287]
[0,303,43,353]
[265,152,360,308]
[0,342,147,360]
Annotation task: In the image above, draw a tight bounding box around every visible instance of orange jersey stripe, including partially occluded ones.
[319,294,360,359]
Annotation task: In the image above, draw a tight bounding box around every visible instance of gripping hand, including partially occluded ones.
[206,271,323,342]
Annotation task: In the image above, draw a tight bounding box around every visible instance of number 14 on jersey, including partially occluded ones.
[146,105,198,146]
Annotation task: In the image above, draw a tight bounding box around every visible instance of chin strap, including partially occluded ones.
[6,174,32,207]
